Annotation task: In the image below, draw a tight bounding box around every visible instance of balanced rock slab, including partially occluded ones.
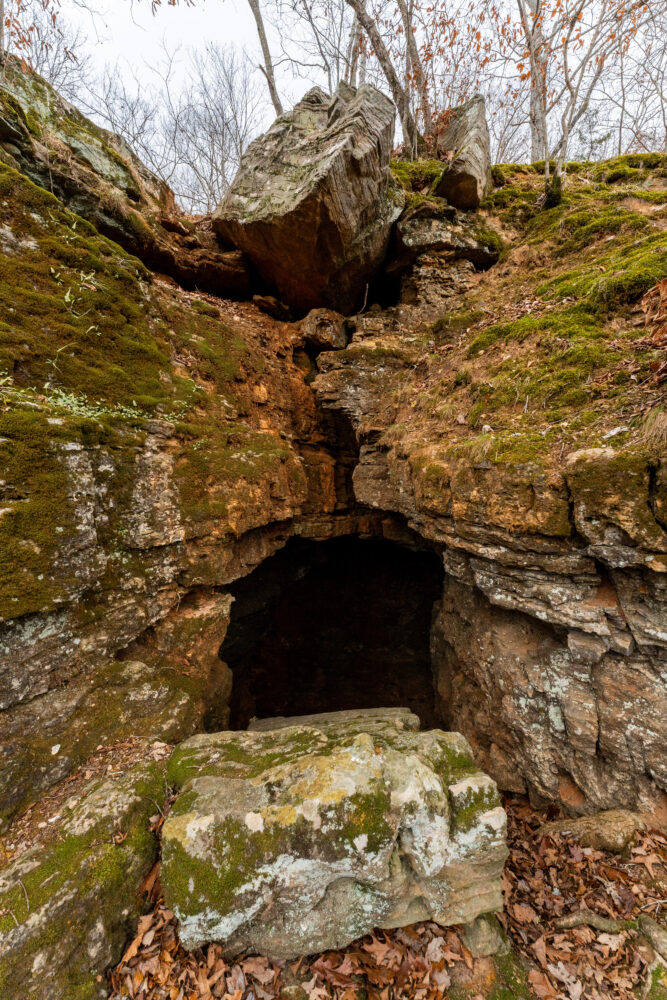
[434,96,491,209]
[213,82,403,315]
[161,709,507,959]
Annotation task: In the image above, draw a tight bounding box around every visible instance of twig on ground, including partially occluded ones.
[555,909,631,932]
[18,878,29,913]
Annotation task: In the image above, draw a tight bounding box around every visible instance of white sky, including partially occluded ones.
[66,0,257,64]
[63,0,307,106]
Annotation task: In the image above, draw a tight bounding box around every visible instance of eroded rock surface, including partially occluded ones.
[0,54,251,297]
[0,757,164,999]
[1,54,666,887]
[433,96,492,209]
[0,660,205,829]
[161,711,507,959]
[213,82,403,314]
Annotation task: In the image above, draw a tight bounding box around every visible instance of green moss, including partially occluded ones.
[454,367,472,386]
[167,729,330,788]
[467,305,602,357]
[432,309,485,342]
[490,952,534,1000]
[537,231,667,309]
[403,192,451,215]
[173,425,293,522]
[472,222,504,255]
[0,163,168,409]
[647,965,667,1000]
[590,153,667,183]
[451,781,502,834]
[551,206,649,255]
[164,780,392,918]
[0,157,301,608]
[191,298,221,317]
[339,789,394,854]
[0,762,163,997]
[390,158,444,193]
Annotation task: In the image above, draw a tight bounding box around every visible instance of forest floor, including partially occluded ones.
[108,796,667,1000]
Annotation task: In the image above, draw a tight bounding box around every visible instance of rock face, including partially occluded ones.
[0,54,251,297]
[161,710,507,959]
[392,201,502,273]
[213,82,403,315]
[0,756,164,999]
[0,660,206,830]
[1,65,667,1000]
[433,96,491,209]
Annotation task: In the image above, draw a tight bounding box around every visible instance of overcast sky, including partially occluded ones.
[63,0,307,106]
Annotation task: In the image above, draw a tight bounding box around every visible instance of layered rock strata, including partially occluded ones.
[433,95,492,209]
[213,82,403,314]
[0,61,665,844]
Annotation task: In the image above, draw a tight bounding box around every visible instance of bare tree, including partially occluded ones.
[85,43,263,213]
[271,0,358,94]
[246,0,283,114]
[171,44,264,210]
[394,0,431,132]
[343,0,418,152]
[515,0,548,162]
[6,2,92,99]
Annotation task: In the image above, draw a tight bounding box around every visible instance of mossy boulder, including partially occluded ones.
[565,447,667,562]
[161,709,507,960]
[0,53,251,297]
[0,759,164,999]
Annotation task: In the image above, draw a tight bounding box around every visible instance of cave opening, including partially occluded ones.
[218,535,445,731]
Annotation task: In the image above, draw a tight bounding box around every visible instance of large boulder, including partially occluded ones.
[434,96,492,209]
[0,756,165,1000]
[161,709,507,960]
[213,83,404,315]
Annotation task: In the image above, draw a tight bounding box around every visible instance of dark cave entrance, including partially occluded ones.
[219,536,445,730]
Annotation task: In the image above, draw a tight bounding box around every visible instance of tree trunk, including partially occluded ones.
[395,0,431,133]
[345,15,361,87]
[520,0,549,163]
[246,0,283,117]
[1,0,5,54]
[529,76,548,162]
[343,0,419,155]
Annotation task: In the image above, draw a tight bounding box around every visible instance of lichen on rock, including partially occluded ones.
[0,759,165,999]
[161,710,507,959]
[213,81,404,314]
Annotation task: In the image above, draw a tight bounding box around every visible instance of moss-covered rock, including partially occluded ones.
[0,53,250,298]
[0,660,206,830]
[0,157,307,712]
[0,759,165,999]
[161,710,507,960]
